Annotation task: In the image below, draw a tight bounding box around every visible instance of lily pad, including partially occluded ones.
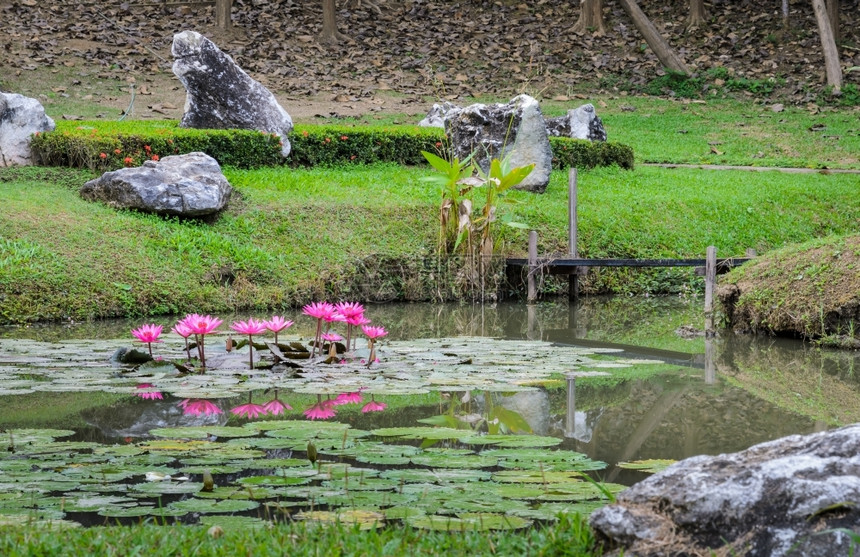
[149,426,258,439]
[616,459,677,474]
[295,509,385,530]
[406,513,532,531]
[168,498,260,514]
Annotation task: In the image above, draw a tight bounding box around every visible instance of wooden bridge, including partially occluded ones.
[507,168,757,335]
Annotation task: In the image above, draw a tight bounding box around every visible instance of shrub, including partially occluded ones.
[31,122,283,171]
[31,121,634,172]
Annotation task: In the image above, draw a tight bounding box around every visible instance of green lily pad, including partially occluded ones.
[132,481,205,495]
[616,459,677,474]
[406,513,532,531]
[198,515,273,530]
[168,498,260,514]
[238,474,314,486]
[508,501,608,521]
[149,426,258,439]
[295,509,385,530]
[380,469,491,484]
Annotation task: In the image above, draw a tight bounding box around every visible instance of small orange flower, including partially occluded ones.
[151,154,159,161]
[144,145,151,152]
[340,135,348,141]
[124,157,133,166]
[435,142,442,148]
[302,130,309,137]
[99,152,107,159]
[114,148,121,155]
[324,137,331,143]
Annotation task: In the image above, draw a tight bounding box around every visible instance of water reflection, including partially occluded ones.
[2,297,859,480]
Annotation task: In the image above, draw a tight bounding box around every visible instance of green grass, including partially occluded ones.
[2,158,858,323]
[0,513,601,556]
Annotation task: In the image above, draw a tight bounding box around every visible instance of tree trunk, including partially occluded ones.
[617,0,690,75]
[320,0,350,44]
[781,0,790,30]
[812,0,843,92]
[572,0,606,36]
[686,0,708,30]
[826,0,840,44]
[215,0,232,30]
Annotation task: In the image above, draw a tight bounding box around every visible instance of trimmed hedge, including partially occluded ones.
[31,121,634,171]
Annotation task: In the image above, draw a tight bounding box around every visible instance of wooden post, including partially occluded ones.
[564,375,576,438]
[216,0,232,29]
[745,248,757,258]
[704,337,715,384]
[568,167,579,302]
[704,246,716,336]
[528,231,538,303]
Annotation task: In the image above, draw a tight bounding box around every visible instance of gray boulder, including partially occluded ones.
[80,152,232,217]
[545,103,607,141]
[171,30,293,157]
[418,101,459,128]
[446,94,552,193]
[419,101,607,142]
[590,424,860,556]
[0,92,55,166]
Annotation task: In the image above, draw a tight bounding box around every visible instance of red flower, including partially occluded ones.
[144,145,151,152]
[99,152,107,159]
[151,154,159,161]
[324,137,331,143]
[435,142,442,148]
[340,135,348,141]
[114,148,121,155]
[302,130,309,137]
[123,157,134,166]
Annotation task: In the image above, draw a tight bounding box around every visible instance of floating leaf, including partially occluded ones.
[616,459,677,474]
[407,513,531,531]
[168,498,260,514]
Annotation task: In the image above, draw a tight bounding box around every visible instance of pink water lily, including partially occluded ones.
[303,302,336,357]
[334,301,365,319]
[264,315,294,345]
[231,318,267,369]
[304,403,336,420]
[181,314,222,370]
[172,321,194,361]
[131,323,163,357]
[321,332,343,359]
[361,325,388,367]
[231,403,267,419]
[333,391,364,405]
[179,399,223,416]
[361,396,387,413]
[345,313,371,350]
[263,399,291,415]
[135,383,163,400]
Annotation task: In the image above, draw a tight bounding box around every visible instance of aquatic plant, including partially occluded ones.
[231,394,268,419]
[135,383,163,400]
[303,301,336,357]
[362,396,387,413]
[179,398,223,416]
[305,394,337,420]
[264,315,294,345]
[181,314,223,369]
[263,398,291,415]
[131,323,163,357]
[172,321,194,361]
[362,325,388,367]
[231,318,268,369]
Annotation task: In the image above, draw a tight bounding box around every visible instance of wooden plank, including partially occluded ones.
[507,257,752,268]
[568,167,579,302]
[527,231,538,303]
[704,246,716,336]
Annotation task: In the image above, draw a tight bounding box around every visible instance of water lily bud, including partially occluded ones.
[202,470,214,492]
[307,440,318,465]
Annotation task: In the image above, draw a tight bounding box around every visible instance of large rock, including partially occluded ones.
[545,103,607,141]
[80,152,232,217]
[171,30,293,157]
[0,91,55,166]
[419,101,608,142]
[446,94,552,193]
[590,424,860,556]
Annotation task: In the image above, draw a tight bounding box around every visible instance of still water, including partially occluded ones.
[1,297,858,526]
[3,298,857,466]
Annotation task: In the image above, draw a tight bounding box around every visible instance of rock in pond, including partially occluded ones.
[589,424,860,556]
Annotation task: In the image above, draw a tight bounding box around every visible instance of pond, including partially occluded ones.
[2,298,858,530]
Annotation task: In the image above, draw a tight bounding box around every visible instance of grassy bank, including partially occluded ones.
[2,98,859,324]
[2,162,859,324]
